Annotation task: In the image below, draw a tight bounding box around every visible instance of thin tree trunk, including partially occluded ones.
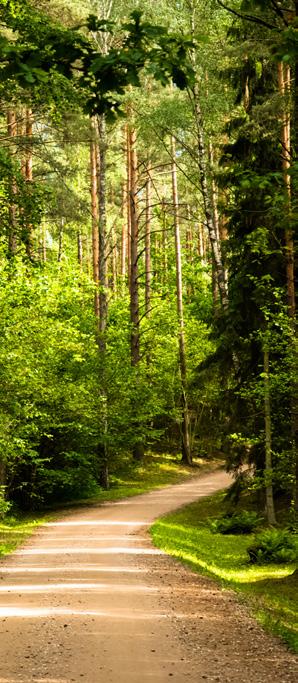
[97,114,108,347]
[24,108,33,259]
[278,56,297,513]
[192,89,228,308]
[161,197,168,284]
[171,136,192,466]
[120,180,127,281]
[57,219,63,263]
[77,231,83,267]
[129,125,144,461]
[145,164,152,317]
[7,110,17,255]
[97,113,109,486]
[126,124,131,285]
[90,118,100,319]
[278,62,295,321]
[111,226,117,292]
[263,345,276,525]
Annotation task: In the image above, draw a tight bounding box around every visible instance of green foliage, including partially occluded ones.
[151,491,298,651]
[0,486,11,519]
[210,509,263,535]
[247,529,297,565]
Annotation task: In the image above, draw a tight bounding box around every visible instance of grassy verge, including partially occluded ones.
[0,515,50,558]
[0,453,219,558]
[150,490,297,652]
[78,453,220,504]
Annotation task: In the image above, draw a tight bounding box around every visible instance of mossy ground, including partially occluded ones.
[150,491,297,652]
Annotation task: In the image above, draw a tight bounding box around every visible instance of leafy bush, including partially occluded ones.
[210,510,263,534]
[247,529,297,564]
[0,486,11,519]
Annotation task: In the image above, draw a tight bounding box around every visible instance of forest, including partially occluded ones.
[0,0,296,528]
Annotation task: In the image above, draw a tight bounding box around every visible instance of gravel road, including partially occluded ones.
[0,469,297,682]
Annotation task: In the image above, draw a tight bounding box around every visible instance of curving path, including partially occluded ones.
[0,470,297,683]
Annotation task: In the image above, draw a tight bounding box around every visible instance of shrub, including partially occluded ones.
[247,529,297,564]
[0,486,11,519]
[210,510,263,534]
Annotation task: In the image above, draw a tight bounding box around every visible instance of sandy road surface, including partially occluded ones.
[0,469,297,683]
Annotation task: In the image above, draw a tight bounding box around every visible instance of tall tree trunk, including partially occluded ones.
[278,62,295,321]
[126,124,131,285]
[96,113,109,487]
[129,124,144,461]
[278,55,297,513]
[24,108,33,259]
[145,164,152,317]
[191,88,228,309]
[57,219,63,263]
[171,136,192,466]
[263,345,276,525]
[77,231,83,267]
[161,197,168,285]
[90,117,100,319]
[97,114,108,347]
[7,110,17,255]
[120,180,127,282]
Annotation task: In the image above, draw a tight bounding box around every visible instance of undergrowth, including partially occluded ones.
[150,491,297,652]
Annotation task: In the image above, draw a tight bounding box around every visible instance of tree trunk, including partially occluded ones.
[120,180,127,282]
[129,124,144,461]
[263,345,276,525]
[171,136,192,466]
[145,164,152,317]
[90,117,100,319]
[57,218,63,263]
[161,197,168,285]
[7,110,17,255]
[24,108,33,259]
[278,62,295,321]
[191,88,228,309]
[126,124,131,286]
[97,114,108,347]
[77,231,83,267]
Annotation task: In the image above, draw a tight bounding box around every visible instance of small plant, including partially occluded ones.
[210,510,263,535]
[247,529,297,565]
[0,486,11,520]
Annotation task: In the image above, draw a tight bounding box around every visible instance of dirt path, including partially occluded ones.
[0,470,296,683]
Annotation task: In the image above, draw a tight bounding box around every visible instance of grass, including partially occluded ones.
[0,452,219,557]
[150,490,298,652]
[0,515,49,557]
[82,452,219,504]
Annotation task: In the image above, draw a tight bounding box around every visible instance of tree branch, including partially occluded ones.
[216,0,281,31]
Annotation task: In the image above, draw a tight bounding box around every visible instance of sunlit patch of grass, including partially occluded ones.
[0,515,49,557]
[150,491,297,652]
[74,452,220,505]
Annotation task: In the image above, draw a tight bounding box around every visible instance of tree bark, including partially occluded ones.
[277,62,295,321]
[171,136,192,466]
[263,345,276,525]
[57,219,63,263]
[77,231,83,267]
[90,117,100,319]
[97,114,108,348]
[145,164,152,317]
[24,108,33,259]
[126,124,131,285]
[7,110,17,255]
[191,88,228,309]
[120,180,127,282]
[129,124,144,461]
